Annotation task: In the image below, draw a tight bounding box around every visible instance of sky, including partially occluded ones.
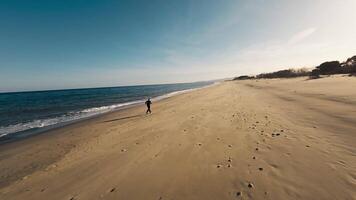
[0,0,355,92]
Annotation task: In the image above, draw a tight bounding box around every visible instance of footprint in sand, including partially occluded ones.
[272,133,281,137]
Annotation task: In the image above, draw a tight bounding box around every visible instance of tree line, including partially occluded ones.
[233,55,356,80]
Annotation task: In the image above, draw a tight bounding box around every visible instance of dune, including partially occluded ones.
[0,75,355,200]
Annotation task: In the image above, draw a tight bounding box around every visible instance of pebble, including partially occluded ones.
[236,191,242,196]
[259,167,263,171]
[248,183,254,188]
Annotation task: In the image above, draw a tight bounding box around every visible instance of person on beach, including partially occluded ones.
[145,98,152,114]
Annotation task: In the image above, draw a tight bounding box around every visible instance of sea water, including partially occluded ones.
[0,81,215,142]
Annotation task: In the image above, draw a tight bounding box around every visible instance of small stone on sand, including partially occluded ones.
[248,183,254,188]
[259,167,263,171]
[236,191,242,196]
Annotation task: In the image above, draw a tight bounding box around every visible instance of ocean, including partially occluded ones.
[0,81,215,142]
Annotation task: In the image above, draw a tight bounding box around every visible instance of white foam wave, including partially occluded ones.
[0,100,144,138]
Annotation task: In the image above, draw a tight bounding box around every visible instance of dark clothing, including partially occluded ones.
[145,100,152,114]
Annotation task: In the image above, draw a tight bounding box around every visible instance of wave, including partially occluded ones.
[0,83,214,138]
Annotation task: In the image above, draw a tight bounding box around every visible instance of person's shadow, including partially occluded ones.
[102,114,142,123]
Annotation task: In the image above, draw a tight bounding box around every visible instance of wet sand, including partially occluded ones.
[1,75,355,200]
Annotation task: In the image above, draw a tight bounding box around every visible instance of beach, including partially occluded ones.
[0,75,355,200]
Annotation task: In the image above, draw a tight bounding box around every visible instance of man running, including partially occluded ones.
[145,98,152,114]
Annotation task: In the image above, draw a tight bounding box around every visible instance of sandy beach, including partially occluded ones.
[0,75,355,200]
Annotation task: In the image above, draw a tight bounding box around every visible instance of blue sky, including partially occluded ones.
[1,0,355,92]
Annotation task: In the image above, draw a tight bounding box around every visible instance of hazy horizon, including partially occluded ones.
[1,0,355,92]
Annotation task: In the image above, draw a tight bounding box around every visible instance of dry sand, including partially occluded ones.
[0,75,355,200]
